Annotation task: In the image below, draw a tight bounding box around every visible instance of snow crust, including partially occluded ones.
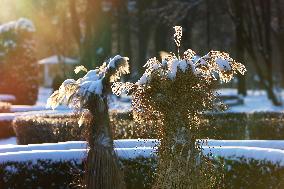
[1,139,284,165]
[203,146,284,165]
[137,73,149,85]
[0,139,158,153]
[0,148,155,163]
[216,58,231,71]
[206,140,284,150]
[108,55,126,68]
[0,94,15,102]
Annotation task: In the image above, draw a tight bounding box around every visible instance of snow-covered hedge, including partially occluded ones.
[202,112,284,139]
[1,140,284,188]
[0,147,284,189]
[10,111,284,144]
[13,114,84,144]
[12,111,157,144]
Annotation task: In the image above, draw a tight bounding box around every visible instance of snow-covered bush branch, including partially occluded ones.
[112,26,246,189]
[47,55,129,111]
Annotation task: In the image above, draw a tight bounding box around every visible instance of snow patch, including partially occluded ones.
[0,94,15,102]
[216,58,231,71]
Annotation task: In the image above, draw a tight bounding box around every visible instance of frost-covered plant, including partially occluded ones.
[47,55,129,189]
[112,26,246,188]
[0,18,39,105]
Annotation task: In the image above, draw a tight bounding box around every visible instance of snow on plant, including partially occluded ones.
[47,55,129,112]
[47,55,129,189]
[112,26,246,188]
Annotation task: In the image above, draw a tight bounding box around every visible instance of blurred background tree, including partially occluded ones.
[0,0,283,105]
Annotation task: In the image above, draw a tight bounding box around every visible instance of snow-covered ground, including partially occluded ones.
[219,89,284,112]
[4,87,284,114]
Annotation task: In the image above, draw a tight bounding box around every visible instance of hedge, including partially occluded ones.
[0,156,284,189]
[201,112,284,140]
[11,111,284,144]
[0,158,156,189]
[12,111,158,144]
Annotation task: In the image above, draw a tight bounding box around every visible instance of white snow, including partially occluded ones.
[219,89,284,113]
[0,18,35,34]
[0,139,158,153]
[11,105,49,112]
[178,60,188,72]
[203,146,284,165]
[1,139,284,165]
[0,94,15,102]
[0,147,155,163]
[206,140,284,150]
[0,137,16,145]
[87,79,103,95]
[0,145,283,165]
[0,113,15,121]
[2,139,284,152]
[137,73,149,85]
[15,18,35,32]
[216,58,231,71]
[108,55,124,68]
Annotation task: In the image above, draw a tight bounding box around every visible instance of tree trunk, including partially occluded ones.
[235,0,247,96]
[84,95,125,189]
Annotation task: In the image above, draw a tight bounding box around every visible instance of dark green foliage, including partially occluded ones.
[121,157,157,189]
[0,160,84,189]
[12,114,84,144]
[201,113,248,139]
[203,112,284,140]
[1,157,284,189]
[11,111,284,144]
[248,112,284,139]
[12,111,158,144]
[219,157,284,189]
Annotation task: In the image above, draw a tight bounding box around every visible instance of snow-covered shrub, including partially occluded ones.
[47,55,129,189]
[203,112,284,140]
[0,157,284,189]
[0,18,39,105]
[112,26,246,188]
[12,114,84,144]
[12,110,157,145]
[247,112,284,139]
[201,113,247,139]
[219,157,284,189]
[0,158,156,189]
